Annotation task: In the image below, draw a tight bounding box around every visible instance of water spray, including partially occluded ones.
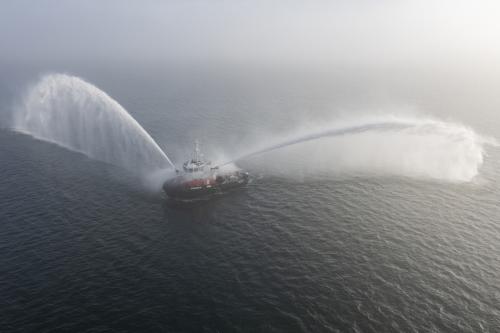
[12,74,495,196]
[215,122,412,167]
[13,74,175,172]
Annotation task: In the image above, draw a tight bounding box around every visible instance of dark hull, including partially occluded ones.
[163,172,249,199]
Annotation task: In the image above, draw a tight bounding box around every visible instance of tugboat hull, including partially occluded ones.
[163,171,249,199]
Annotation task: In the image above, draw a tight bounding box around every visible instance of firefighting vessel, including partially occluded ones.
[163,141,249,199]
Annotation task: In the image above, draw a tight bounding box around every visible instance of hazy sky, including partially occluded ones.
[2,0,500,69]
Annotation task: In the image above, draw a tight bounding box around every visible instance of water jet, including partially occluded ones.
[12,74,494,199]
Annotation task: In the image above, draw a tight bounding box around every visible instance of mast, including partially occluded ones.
[194,140,200,162]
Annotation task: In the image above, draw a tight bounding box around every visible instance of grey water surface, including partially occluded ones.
[1,63,500,332]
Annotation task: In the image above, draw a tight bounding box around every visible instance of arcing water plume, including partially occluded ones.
[12,74,175,173]
[10,74,495,186]
[218,121,412,167]
[220,116,496,182]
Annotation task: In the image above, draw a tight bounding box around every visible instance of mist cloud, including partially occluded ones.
[2,0,500,69]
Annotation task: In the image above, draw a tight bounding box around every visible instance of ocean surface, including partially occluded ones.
[1,63,500,332]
